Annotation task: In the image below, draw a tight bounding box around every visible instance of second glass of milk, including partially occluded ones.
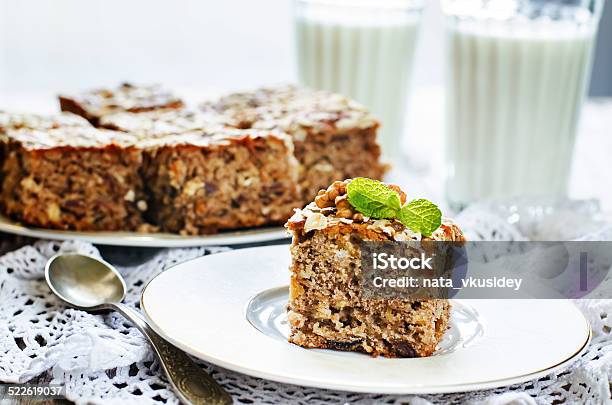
[443,0,604,208]
[294,0,424,161]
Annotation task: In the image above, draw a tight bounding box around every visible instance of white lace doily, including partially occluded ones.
[0,202,610,405]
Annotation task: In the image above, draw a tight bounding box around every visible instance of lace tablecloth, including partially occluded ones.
[0,201,611,405]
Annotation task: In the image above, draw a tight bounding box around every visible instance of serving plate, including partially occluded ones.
[141,245,591,394]
[0,214,288,247]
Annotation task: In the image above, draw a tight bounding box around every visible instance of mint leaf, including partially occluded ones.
[347,178,401,219]
[398,199,442,237]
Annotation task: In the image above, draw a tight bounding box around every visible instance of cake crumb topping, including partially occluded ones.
[201,85,378,135]
[288,179,463,242]
[304,212,328,233]
[60,83,184,118]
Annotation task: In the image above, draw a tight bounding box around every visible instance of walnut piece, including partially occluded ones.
[388,184,407,205]
[313,179,405,222]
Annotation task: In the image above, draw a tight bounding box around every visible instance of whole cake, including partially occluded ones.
[285,178,465,357]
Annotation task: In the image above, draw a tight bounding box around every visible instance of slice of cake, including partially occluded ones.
[59,83,184,126]
[285,179,465,357]
[102,109,301,235]
[0,113,147,231]
[201,85,388,203]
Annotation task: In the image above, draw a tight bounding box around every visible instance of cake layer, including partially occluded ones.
[59,83,184,126]
[201,85,388,202]
[286,179,465,358]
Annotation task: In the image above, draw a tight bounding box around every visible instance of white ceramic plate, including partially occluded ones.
[0,214,288,247]
[141,245,591,394]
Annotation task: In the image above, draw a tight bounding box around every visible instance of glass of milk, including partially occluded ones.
[294,0,424,161]
[443,0,604,208]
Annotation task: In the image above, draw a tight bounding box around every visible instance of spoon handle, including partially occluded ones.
[113,303,232,405]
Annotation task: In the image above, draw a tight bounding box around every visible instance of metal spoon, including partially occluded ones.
[45,253,232,405]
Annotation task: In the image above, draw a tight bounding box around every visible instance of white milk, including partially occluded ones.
[295,2,421,160]
[445,19,597,206]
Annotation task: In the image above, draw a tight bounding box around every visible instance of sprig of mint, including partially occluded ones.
[347,178,442,236]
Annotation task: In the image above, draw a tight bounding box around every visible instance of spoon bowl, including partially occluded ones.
[45,254,125,310]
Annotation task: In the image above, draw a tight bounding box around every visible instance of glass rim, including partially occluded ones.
[294,0,424,11]
[440,0,605,22]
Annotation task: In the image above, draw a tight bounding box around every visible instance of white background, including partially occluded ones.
[0,0,443,104]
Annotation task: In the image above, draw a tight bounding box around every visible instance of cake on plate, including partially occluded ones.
[0,84,389,235]
[285,178,465,357]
